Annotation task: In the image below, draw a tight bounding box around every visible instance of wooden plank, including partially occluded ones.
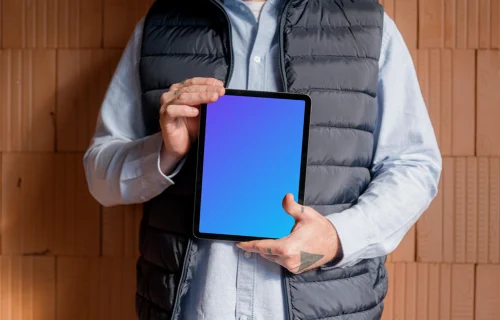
[102,204,142,258]
[490,158,500,263]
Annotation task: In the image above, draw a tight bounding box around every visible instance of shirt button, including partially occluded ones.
[239,4,245,10]
[140,196,147,201]
[243,251,252,258]
[253,56,261,63]
[240,316,249,320]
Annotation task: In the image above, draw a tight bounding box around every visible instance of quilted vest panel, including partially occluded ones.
[137,1,387,319]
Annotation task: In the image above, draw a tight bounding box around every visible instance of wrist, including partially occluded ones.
[159,143,184,175]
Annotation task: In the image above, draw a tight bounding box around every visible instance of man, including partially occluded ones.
[84,0,442,319]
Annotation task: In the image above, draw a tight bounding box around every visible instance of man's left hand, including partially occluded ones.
[236,193,341,274]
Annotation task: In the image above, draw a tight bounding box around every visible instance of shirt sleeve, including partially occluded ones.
[83,18,185,207]
[325,14,443,268]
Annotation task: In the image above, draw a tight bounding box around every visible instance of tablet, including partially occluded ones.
[193,89,311,242]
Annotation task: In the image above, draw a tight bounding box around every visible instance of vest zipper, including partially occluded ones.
[209,0,235,86]
[278,0,292,92]
[170,239,193,320]
[171,3,233,319]
[278,2,294,318]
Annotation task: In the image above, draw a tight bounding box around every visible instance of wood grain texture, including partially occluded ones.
[103,0,154,48]
[0,257,56,320]
[1,154,55,255]
[420,0,500,48]
[2,0,102,48]
[53,153,100,256]
[102,205,142,257]
[56,257,136,320]
[0,50,56,152]
[56,50,121,151]
[379,0,418,48]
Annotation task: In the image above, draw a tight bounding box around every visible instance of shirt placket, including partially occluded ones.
[236,249,256,320]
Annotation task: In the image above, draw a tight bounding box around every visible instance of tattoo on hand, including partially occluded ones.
[297,251,324,272]
[267,248,272,255]
[301,206,305,213]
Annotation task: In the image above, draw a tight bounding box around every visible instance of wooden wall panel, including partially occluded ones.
[0,50,56,152]
[1,0,102,49]
[378,0,418,48]
[57,257,136,320]
[103,0,154,48]
[419,0,500,49]
[56,49,121,152]
[102,205,142,258]
[1,154,55,255]
[0,257,56,320]
[52,153,100,256]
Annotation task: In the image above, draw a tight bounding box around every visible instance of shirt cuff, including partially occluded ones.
[140,132,178,190]
[325,207,372,268]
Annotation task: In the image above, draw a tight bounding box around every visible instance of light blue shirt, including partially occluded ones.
[83,0,442,319]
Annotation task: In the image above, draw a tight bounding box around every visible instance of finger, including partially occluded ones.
[236,239,286,256]
[182,77,224,87]
[174,91,221,105]
[282,193,306,220]
[162,104,199,121]
[182,85,226,95]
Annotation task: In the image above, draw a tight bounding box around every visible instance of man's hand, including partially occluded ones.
[159,77,225,174]
[236,194,341,274]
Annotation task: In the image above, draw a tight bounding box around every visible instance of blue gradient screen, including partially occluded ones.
[199,94,306,239]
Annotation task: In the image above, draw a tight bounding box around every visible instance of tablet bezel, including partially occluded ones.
[192,89,311,242]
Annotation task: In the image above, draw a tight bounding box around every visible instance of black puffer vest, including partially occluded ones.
[136,1,388,319]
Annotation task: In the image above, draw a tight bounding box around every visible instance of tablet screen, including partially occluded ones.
[196,92,309,240]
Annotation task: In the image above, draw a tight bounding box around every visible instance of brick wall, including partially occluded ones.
[0,0,499,319]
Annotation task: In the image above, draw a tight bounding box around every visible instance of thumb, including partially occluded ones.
[282,193,305,220]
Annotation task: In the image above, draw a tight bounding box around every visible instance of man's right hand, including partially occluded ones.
[159,77,225,175]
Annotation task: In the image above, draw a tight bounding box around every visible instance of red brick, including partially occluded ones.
[416,50,475,156]
[451,264,475,319]
[102,205,142,258]
[0,257,56,320]
[490,158,500,263]
[443,158,455,263]
[0,50,56,152]
[381,262,394,320]
[477,50,500,156]
[56,50,121,152]
[476,264,500,320]
[388,225,415,262]
[417,178,443,262]
[419,0,444,48]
